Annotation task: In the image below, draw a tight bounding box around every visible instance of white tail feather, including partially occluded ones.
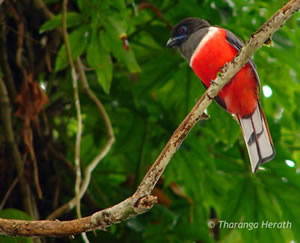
[238,103,275,173]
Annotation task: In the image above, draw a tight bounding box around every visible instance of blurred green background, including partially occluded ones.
[0,0,299,242]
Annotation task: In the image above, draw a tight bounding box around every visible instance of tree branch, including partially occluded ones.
[0,0,299,238]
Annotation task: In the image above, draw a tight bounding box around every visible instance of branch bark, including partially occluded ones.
[0,0,299,238]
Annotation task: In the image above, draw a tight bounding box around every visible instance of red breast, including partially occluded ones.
[190,27,258,117]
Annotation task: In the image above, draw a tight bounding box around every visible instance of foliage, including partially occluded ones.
[0,0,299,242]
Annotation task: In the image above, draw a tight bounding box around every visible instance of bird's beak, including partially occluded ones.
[166,38,177,48]
[166,35,186,48]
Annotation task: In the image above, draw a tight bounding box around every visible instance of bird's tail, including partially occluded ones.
[238,103,275,173]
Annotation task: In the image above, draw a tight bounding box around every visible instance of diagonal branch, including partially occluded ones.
[133,0,300,198]
[0,0,299,238]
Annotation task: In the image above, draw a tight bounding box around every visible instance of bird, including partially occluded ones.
[166,17,275,172]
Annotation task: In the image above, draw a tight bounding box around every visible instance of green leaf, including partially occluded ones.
[0,235,32,243]
[55,25,90,71]
[95,67,112,94]
[0,208,31,220]
[221,178,245,237]
[39,12,84,33]
[0,209,32,243]
[107,15,128,37]
[87,30,113,93]
[109,0,126,11]
[103,31,141,73]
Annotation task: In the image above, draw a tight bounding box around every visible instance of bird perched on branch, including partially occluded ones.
[167,18,275,172]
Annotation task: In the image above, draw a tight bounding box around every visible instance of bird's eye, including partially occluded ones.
[178,26,187,34]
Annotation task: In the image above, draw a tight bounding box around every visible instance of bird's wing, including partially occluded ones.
[225,30,261,97]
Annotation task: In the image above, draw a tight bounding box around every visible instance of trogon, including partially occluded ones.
[166,17,275,172]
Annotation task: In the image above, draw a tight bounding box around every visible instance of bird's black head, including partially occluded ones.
[166,18,210,48]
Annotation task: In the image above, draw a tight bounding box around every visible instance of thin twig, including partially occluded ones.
[31,0,115,221]
[48,141,111,208]
[47,58,115,220]
[5,0,44,207]
[7,1,26,79]
[0,76,34,217]
[32,0,54,19]
[26,130,43,199]
[0,177,19,210]
[62,0,85,241]
[0,16,17,100]
[76,58,115,198]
